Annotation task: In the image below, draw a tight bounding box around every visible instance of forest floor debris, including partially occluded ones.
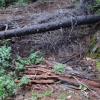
[0,0,99,100]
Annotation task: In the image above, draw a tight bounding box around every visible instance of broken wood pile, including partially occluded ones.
[16,62,100,89]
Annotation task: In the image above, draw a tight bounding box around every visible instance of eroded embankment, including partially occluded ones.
[0,0,99,63]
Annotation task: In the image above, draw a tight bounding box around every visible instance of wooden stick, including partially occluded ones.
[15,79,54,84]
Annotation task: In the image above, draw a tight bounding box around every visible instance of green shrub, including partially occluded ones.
[16,52,44,72]
[0,0,5,7]
[16,0,29,6]
[53,63,65,74]
[29,52,44,65]
[0,46,12,71]
[0,75,17,99]
[92,0,100,14]
[0,45,44,99]
[32,90,53,100]
[0,46,17,99]
[0,0,29,7]
[18,76,31,87]
[96,0,100,4]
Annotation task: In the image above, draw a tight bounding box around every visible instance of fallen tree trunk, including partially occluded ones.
[0,15,100,39]
[0,24,6,31]
[0,10,72,31]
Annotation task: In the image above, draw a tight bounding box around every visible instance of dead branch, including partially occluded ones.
[0,15,100,39]
[18,67,100,88]
[15,79,55,84]
[31,79,55,84]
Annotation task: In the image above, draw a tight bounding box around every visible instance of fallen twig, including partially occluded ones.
[18,67,100,88]
[15,79,54,84]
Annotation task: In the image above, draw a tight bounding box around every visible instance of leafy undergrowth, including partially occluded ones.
[0,45,65,100]
[0,0,53,7]
[0,0,30,7]
[0,46,16,99]
[53,63,65,74]
[0,45,100,100]
[0,44,44,100]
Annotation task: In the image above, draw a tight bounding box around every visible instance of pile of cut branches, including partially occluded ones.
[16,62,100,90]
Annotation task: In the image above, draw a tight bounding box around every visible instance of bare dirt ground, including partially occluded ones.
[0,0,100,100]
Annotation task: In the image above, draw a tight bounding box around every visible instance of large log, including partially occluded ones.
[0,15,100,39]
[0,24,6,31]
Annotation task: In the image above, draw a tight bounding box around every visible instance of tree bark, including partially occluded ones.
[0,15,100,39]
[0,24,6,31]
